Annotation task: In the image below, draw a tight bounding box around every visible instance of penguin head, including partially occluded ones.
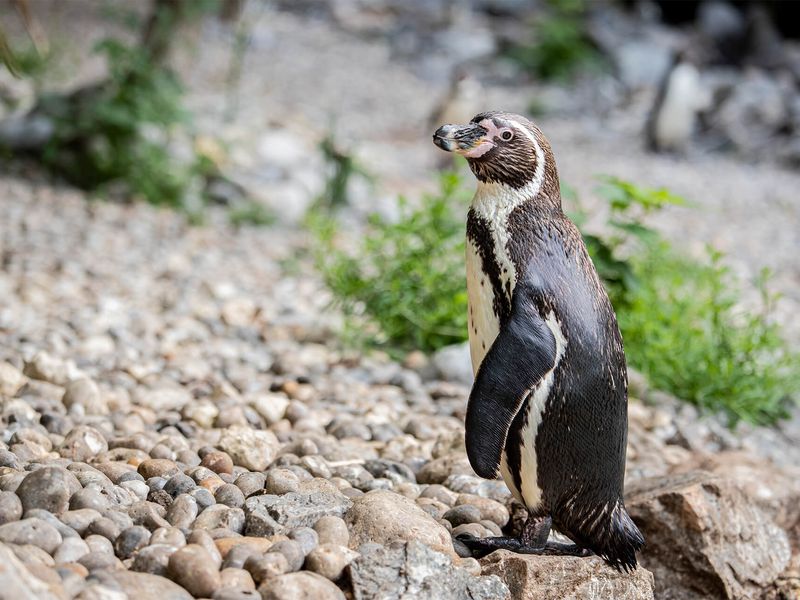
[433,111,552,191]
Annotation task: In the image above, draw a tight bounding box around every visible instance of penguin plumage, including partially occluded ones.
[433,111,644,571]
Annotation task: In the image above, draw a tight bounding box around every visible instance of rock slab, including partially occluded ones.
[480,551,654,600]
[627,471,791,600]
[349,540,509,600]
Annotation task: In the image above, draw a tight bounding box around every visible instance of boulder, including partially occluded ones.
[349,540,508,600]
[627,471,791,600]
[480,551,654,600]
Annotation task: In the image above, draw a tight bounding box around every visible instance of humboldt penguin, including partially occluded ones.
[432,111,644,571]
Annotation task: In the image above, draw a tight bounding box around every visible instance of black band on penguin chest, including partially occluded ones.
[466,209,512,326]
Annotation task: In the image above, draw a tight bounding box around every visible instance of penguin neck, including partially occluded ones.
[471,178,562,233]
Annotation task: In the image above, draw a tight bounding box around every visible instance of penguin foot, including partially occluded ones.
[455,534,593,559]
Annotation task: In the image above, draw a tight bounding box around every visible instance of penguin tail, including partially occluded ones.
[594,501,645,573]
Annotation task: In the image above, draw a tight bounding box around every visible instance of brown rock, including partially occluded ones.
[417,454,474,485]
[201,451,234,475]
[628,471,791,600]
[346,489,455,558]
[166,544,222,598]
[215,536,273,558]
[138,459,180,479]
[480,552,654,600]
[258,571,345,600]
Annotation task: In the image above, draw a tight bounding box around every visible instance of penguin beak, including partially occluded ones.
[433,123,492,157]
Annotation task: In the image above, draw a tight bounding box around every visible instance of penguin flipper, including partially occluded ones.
[465,281,556,479]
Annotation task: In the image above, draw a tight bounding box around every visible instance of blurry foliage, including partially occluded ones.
[313,171,798,425]
[310,171,470,354]
[36,39,198,208]
[316,133,373,212]
[228,200,277,227]
[505,0,602,81]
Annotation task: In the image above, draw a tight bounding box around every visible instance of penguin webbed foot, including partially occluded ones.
[455,534,592,559]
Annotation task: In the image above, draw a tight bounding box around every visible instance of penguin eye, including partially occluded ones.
[500,129,514,142]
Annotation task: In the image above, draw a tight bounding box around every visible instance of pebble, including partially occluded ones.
[60,426,109,462]
[304,543,358,581]
[62,378,108,415]
[16,467,78,514]
[131,543,178,576]
[259,571,345,600]
[202,451,235,475]
[167,544,222,598]
[138,459,180,480]
[70,487,111,512]
[244,553,289,584]
[218,426,279,472]
[268,539,306,572]
[114,525,151,559]
[0,490,23,524]
[264,469,300,495]
[313,516,349,547]
[0,517,63,553]
[54,537,90,564]
[215,484,246,508]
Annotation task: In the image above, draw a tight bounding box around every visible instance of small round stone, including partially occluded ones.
[190,487,216,510]
[258,572,344,600]
[244,553,289,584]
[215,484,245,508]
[264,469,300,496]
[0,490,23,525]
[138,459,180,480]
[313,516,349,547]
[268,540,305,572]
[288,527,318,555]
[69,487,110,512]
[443,504,482,527]
[167,544,222,598]
[234,473,265,497]
[304,544,357,581]
[86,517,120,542]
[16,467,77,515]
[131,543,177,576]
[114,525,151,559]
[201,451,234,475]
[163,473,196,497]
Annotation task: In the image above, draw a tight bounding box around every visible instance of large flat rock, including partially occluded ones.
[480,551,655,600]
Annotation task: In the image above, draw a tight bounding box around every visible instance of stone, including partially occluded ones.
[248,394,290,425]
[193,504,246,533]
[0,490,23,525]
[442,504,481,526]
[244,480,351,537]
[166,494,198,529]
[62,378,108,415]
[305,543,358,581]
[455,494,509,527]
[70,487,110,512]
[244,552,289,584]
[0,361,26,397]
[163,473,196,497]
[264,469,300,495]
[218,426,280,472]
[288,526,318,555]
[216,484,246,508]
[53,537,90,563]
[0,541,65,600]
[0,517,62,553]
[431,342,473,385]
[268,539,305,572]
[138,459,180,480]
[258,571,345,600]
[480,551,653,600]
[628,472,792,599]
[23,352,73,386]
[313,516,349,547]
[417,454,474,485]
[114,525,151,559]
[219,567,256,592]
[349,540,508,600]
[167,544,222,598]
[17,467,79,515]
[92,569,193,600]
[346,490,454,557]
[132,543,179,576]
[235,473,266,497]
[202,451,235,475]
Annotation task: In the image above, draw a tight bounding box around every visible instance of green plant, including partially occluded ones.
[571,176,686,309]
[229,201,276,227]
[311,171,470,354]
[582,177,797,425]
[36,39,195,207]
[316,133,372,211]
[505,0,601,81]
